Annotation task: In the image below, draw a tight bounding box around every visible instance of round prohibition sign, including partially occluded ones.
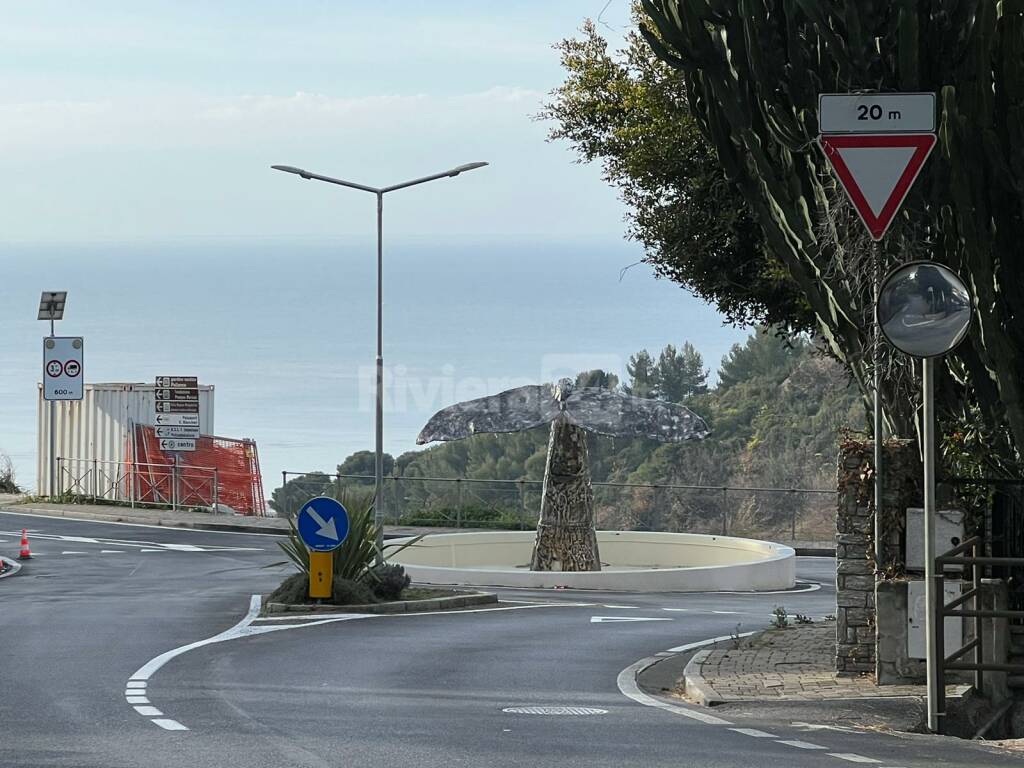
[63,359,81,377]
[46,360,63,377]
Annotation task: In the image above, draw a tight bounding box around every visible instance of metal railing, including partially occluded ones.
[56,456,220,512]
[934,535,1024,735]
[276,471,837,542]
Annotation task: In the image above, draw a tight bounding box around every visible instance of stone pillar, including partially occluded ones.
[836,438,920,677]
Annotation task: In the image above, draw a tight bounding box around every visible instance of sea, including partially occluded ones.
[0,238,750,495]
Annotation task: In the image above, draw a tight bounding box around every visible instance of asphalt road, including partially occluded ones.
[1,511,1019,767]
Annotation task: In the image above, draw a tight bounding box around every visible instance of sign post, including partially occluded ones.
[877,261,973,734]
[296,497,350,600]
[818,91,937,602]
[38,291,77,499]
[154,376,199,452]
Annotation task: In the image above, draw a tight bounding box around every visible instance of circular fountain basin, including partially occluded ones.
[388,530,795,592]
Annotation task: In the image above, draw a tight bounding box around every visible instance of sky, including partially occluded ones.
[0,1,637,243]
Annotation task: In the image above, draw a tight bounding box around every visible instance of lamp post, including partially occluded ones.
[271,161,488,562]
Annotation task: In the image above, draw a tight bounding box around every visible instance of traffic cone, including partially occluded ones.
[18,529,32,560]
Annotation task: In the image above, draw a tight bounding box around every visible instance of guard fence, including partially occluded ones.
[56,456,248,514]
[277,471,837,543]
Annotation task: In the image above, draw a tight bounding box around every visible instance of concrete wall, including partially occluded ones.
[389,530,796,592]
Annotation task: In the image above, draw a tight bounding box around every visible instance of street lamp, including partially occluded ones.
[272,161,488,562]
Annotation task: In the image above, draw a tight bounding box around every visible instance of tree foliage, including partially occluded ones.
[638,0,1024,470]
[541,17,814,333]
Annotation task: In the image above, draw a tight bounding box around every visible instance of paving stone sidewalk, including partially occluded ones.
[681,619,968,703]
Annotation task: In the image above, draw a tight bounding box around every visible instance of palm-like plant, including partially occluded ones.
[275,488,422,582]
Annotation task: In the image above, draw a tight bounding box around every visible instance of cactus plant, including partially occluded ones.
[638,1,1024,467]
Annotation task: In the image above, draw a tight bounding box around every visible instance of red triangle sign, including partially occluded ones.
[818,133,936,241]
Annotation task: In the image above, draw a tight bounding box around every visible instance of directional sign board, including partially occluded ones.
[153,375,199,449]
[155,413,200,427]
[818,92,936,241]
[297,497,350,552]
[159,438,196,451]
[43,336,84,401]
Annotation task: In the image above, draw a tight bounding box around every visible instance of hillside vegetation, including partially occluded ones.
[272,330,862,538]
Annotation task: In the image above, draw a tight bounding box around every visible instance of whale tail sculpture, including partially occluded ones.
[417,379,710,572]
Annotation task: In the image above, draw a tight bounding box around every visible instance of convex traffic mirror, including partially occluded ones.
[878,261,972,358]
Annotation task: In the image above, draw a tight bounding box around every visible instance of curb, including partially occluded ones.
[263,591,498,615]
[794,547,836,557]
[1,505,288,536]
[682,649,723,705]
[0,556,23,579]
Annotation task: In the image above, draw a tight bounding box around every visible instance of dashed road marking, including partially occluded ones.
[61,551,89,555]
[134,706,163,717]
[151,718,188,731]
[100,550,123,554]
[776,740,826,750]
[126,696,150,704]
[729,728,776,738]
[827,755,881,764]
[591,616,673,624]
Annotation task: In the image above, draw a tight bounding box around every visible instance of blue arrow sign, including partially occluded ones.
[297,497,350,552]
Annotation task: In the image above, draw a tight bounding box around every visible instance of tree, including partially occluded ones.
[624,350,657,398]
[718,330,804,392]
[541,17,814,333]
[639,1,1024,470]
[337,450,395,487]
[655,342,708,403]
[575,369,620,390]
[269,471,333,518]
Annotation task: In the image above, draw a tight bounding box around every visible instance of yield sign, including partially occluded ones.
[818,133,936,241]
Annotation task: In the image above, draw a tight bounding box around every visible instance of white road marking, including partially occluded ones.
[159,543,205,551]
[126,681,146,689]
[777,740,827,749]
[664,633,756,654]
[827,755,881,764]
[61,551,89,555]
[601,604,641,609]
[151,718,189,731]
[59,536,99,543]
[711,610,740,615]
[729,728,777,738]
[254,613,368,622]
[126,696,150,704]
[100,550,123,554]
[661,608,690,612]
[134,706,163,717]
[126,594,371,730]
[141,549,168,552]
[616,655,732,725]
[591,616,673,623]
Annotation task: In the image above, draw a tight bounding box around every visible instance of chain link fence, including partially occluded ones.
[276,471,836,543]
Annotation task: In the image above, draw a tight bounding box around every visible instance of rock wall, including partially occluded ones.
[836,438,921,677]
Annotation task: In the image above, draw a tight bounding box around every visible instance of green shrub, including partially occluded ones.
[332,578,377,606]
[364,563,410,601]
[268,572,310,604]
[274,487,424,583]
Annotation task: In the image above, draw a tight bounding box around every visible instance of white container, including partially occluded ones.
[37,382,215,496]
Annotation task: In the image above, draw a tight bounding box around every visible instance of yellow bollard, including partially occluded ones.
[308,551,333,599]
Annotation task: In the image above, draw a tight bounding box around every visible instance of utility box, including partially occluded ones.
[36,382,214,496]
[907,579,963,660]
[905,507,965,572]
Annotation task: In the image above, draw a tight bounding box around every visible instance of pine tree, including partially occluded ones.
[624,350,656,398]
[655,342,708,403]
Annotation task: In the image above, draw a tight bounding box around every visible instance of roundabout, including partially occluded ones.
[388,530,796,592]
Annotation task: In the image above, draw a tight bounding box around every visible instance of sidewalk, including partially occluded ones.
[681,619,967,704]
[0,498,473,538]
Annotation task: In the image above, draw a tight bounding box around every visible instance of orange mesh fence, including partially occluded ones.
[132,426,266,516]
